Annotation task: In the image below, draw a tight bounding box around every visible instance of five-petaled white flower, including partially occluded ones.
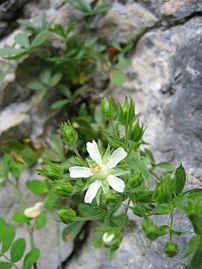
[69,140,127,204]
[24,202,44,218]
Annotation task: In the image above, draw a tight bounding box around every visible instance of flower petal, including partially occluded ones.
[84,180,102,203]
[86,140,102,164]
[107,148,127,168]
[69,166,93,178]
[107,175,125,193]
[24,202,43,218]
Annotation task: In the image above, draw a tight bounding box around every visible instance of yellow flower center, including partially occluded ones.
[90,163,109,180]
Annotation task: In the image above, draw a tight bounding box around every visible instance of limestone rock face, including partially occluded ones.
[98,3,158,43]
[0,0,202,269]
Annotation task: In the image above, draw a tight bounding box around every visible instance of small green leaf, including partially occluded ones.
[49,73,62,87]
[110,69,128,85]
[39,69,52,85]
[62,222,85,241]
[44,192,57,209]
[182,236,200,258]
[175,164,186,195]
[10,238,26,262]
[23,248,40,269]
[0,262,12,269]
[2,225,16,253]
[31,31,48,47]
[15,33,30,49]
[26,180,49,195]
[27,80,46,91]
[190,249,202,269]
[0,217,6,242]
[0,48,25,57]
[35,213,47,229]
[155,162,176,172]
[12,209,30,224]
[51,99,69,110]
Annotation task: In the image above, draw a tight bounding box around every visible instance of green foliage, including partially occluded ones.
[0,10,131,111]
[0,218,40,269]
[66,0,111,17]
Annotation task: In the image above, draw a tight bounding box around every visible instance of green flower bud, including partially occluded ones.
[127,173,142,188]
[118,98,135,126]
[128,121,144,142]
[39,162,63,181]
[164,242,179,257]
[60,122,78,145]
[55,208,76,224]
[52,181,73,197]
[101,97,115,120]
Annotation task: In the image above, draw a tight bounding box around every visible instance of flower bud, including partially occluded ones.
[24,202,44,218]
[101,97,115,120]
[164,242,179,257]
[128,121,144,142]
[52,181,73,197]
[60,122,78,145]
[39,162,63,181]
[55,208,76,224]
[118,98,135,126]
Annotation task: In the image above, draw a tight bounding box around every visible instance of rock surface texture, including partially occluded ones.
[0,0,202,268]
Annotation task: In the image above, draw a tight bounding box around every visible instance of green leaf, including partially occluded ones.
[49,73,62,87]
[117,54,131,69]
[44,192,57,209]
[23,248,40,269]
[39,69,52,85]
[0,262,12,269]
[182,236,200,258]
[78,204,105,221]
[0,217,6,242]
[2,225,16,253]
[17,19,36,31]
[190,249,202,269]
[31,31,48,47]
[155,162,176,172]
[35,213,47,229]
[51,99,69,110]
[26,180,49,195]
[175,164,186,195]
[10,238,26,262]
[12,209,30,224]
[110,69,128,85]
[62,222,85,241]
[0,48,26,57]
[27,80,46,91]
[15,33,30,49]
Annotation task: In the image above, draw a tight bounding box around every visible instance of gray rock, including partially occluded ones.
[139,0,202,20]
[0,101,32,141]
[97,3,158,43]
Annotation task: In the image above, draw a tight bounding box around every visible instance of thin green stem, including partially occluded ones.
[169,208,174,242]
[6,177,38,269]
[120,199,131,230]
[72,145,85,164]
[0,251,21,269]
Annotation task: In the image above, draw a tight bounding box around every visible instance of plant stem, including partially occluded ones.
[0,251,21,269]
[169,208,174,242]
[120,199,130,230]
[7,177,38,269]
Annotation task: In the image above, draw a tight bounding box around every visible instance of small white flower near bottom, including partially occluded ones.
[24,202,44,218]
[69,140,127,203]
[103,232,115,245]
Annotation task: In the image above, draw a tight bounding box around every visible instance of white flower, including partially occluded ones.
[69,140,127,204]
[24,202,44,218]
[103,232,115,245]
